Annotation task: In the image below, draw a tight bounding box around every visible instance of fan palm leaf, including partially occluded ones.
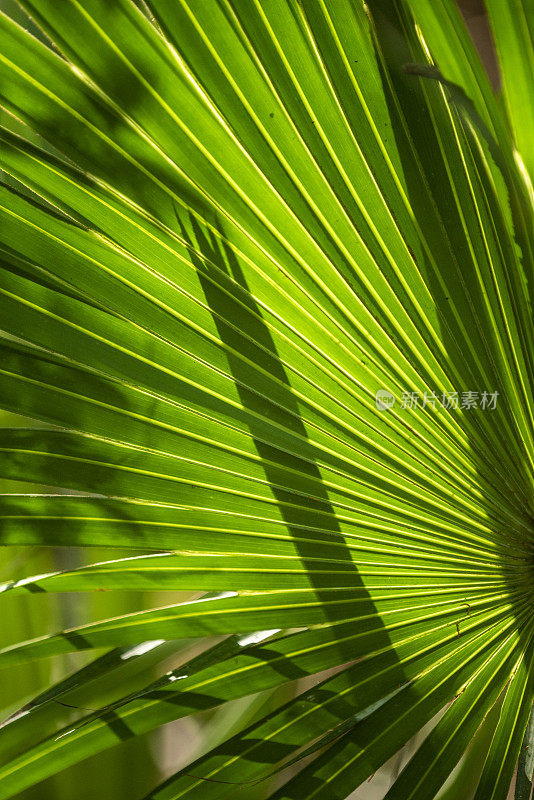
[0,0,533,798]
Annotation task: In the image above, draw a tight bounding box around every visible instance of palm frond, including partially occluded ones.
[1,1,533,798]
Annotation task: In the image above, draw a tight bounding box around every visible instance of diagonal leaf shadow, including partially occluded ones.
[179,211,396,652]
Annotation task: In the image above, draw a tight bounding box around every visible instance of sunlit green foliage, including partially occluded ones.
[1,1,534,798]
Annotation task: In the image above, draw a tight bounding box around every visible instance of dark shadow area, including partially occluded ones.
[179,210,396,648]
[456,0,501,91]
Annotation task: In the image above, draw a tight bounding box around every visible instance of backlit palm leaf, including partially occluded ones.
[0,0,533,798]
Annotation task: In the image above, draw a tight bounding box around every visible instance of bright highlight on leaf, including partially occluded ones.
[0,0,533,798]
